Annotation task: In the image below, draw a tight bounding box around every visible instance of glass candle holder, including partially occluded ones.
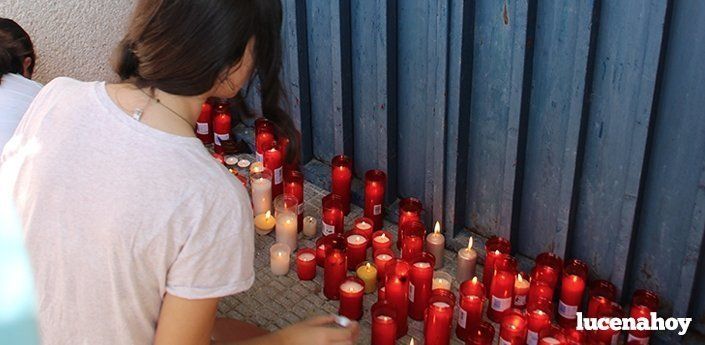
[339,276,365,320]
[353,216,374,242]
[534,252,563,287]
[303,216,317,237]
[500,309,528,345]
[195,102,213,144]
[628,289,659,343]
[345,231,369,270]
[400,220,425,260]
[263,140,283,198]
[372,230,393,253]
[384,259,411,338]
[250,168,273,216]
[558,259,588,328]
[270,243,291,276]
[284,170,304,231]
[488,255,518,322]
[456,277,485,341]
[371,300,397,345]
[296,248,317,280]
[323,247,347,300]
[408,252,436,320]
[397,197,423,249]
[255,117,275,162]
[356,262,377,293]
[373,248,395,284]
[483,236,511,295]
[587,279,617,318]
[527,297,553,345]
[432,271,453,291]
[331,155,353,215]
[531,264,559,291]
[513,271,530,309]
[528,279,555,313]
[538,324,566,345]
[316,233,345,267]
[274,194,298,251]
[364,170,387,230]
[591,302,625,344]
[423,289,456,345]
[322,193,344,236]
[466,321,495,345]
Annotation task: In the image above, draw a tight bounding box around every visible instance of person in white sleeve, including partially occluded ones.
[0,18,42,152]
[0,1,358,345]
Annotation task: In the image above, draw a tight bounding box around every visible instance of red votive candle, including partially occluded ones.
[456,277,485,341]
[284,170,304,232]
[372,230,393,253]
[353,217,374,243]
[400,221,425,260]
[364,170,387,230]
[534,252,563,290]
[278,136,299,177]
[465,321,495,345]
[586,279,617,318]
[321,193,344,235]
[527,298,553,345]
[538,324,566,345]
[531,265,559,292]
[195,102,213,144]
[408,252,435,320]
[385,259,410,338]
[296,248,316,280]
[627,289,659,344]
[213,106,231,154]
[500,309,528,345]
[323,247,347,300]
[374,248,395,284]
[255,118,275,162]
[316,234,345,267]
[345,232,369,270]
[513,272,530,309]
[331,155,353,215]
[423,289,455,345]
[263,141,284,198]
[488,255,517,322]
[371,300,397,345]
[397,197,423,249]
[483,236,511,295]
[528,277,555,308]
[339,276,365,320]
[590,302,624,345]
[558,259,588,328]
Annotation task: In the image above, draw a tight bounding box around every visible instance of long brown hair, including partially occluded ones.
[0,18,36,83]
[114,0,298,161]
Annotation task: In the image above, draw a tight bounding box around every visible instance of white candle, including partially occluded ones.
[347,234,367,245]
[432,301,451,308]
[413,262,431,269]
[357,221,372,231]
[276,211,298,251]
[339,280,364,293]
[432,271,453,291]
[270,243,291,275]
[303,216,317,237]
[298,252,315,261]
[456,236,478,284]
[376,253,393,261]
[251,177,272,216]
[426,221,446,269]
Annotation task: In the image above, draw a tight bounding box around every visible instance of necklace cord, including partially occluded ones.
[138,88,195,129]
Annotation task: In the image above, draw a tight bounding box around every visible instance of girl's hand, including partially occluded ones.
[273,315,360,345]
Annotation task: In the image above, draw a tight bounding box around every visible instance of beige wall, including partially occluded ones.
[0,0,134,84]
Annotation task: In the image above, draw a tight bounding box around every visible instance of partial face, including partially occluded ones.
[209,37,256,99]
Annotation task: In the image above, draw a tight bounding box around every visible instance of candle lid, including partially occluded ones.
[224,155,239,165]
[237,159,251,168]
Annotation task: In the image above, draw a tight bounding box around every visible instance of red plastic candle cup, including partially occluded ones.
[527,297,553,345]
[296,248,317,280]
[339,276,365,320]
[531,265,559,292]
[558,259,588,328]
[513,272,530,309]
[321,194,345,235]
[400,221,425,260]
[488,255,517,322]
[323,246,347,300]
[534,252,564,290]
[627,289,659,343]
[586,280,617,318]
[284,170,304,232]
[456,277,485,341]
[562,327,586,344]
[255,118,275,162]
[195,102,213,144]
[499,309,528,345]
[278,136,300,177]
[331,155,353,215]
[483,236,511,295]
[345,232,369,271]
[384,259,411,338]
[315,234,343,267]
[364,170,387,230]
[372,230,393,253]
[378,285,387,302]
[373,248,395,284]
[423,289,455,345]
[465,321,495,345]
[397,197,423,249]
[263,141,284,198]
[591,302,625,345]
[213,107,231,154]
[528,279,554,314]
[538,324,566,345]
[371,300,397,345]
[408,252,435,320]
[353,217,374,243]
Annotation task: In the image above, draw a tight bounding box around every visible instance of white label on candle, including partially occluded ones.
[322,222,335,236]
[527,330,538,345]
[491,296,512,312]
[458,309,467,328]
[408,283,415,302]
[256,152,263,162]
[626,334,649,344]
[558,300,578,319]
[499,337,512,345]
[214,133,229,146]
[196,122,208,135]
[514,294,527,306]
[274,167,283,184]
[297,203,304,215]
[373,204,382,215]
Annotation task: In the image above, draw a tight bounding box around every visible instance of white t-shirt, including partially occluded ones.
[0,77,255,344]
[0,73,42,152]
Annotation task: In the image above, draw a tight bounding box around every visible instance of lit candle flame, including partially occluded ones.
[494,249,500,255]
[434,221,441,234]
[410,339,415,345]
[468,236,474,250]
[472,276,478,284]
[381,233,387,240]
[265,210,272,220]
[366,262,372,270]
[517,274,523,283]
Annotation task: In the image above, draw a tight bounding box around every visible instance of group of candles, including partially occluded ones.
[244,119,663,345]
